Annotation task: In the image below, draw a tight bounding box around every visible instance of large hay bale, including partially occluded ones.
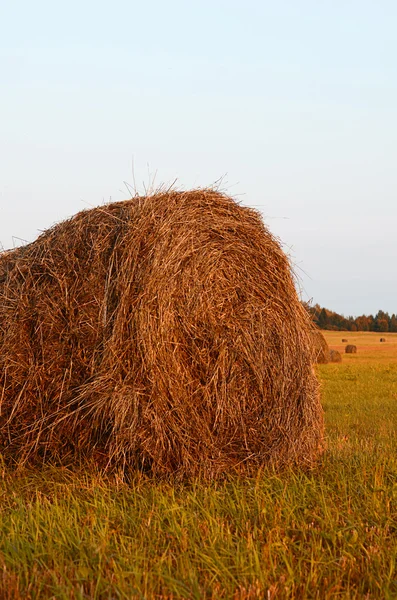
[329,349,342,363]
[311,329,330,364]
[345,345,357,354]
[0,189,323,477]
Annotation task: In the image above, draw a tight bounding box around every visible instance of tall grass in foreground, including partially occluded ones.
[0,358,396,599]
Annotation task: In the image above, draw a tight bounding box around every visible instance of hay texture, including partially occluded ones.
[345,345,357,354]
[312,329,330,364]
[329,349,342,363]
[0,189,323,478]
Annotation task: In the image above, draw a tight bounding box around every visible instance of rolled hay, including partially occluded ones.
[311,329,330,364]
[329,349,342,363]
[345,345,357,354]
[341,338,348,343]
[380,338,386,342]
[0,189,323,478]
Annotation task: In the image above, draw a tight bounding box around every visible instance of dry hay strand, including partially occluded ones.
[329,349,342,363]
[0,189,323,478]
[345,345,357,354]
[311,329,329,364]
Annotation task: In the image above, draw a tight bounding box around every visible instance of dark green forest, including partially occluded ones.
[305,304,397,332]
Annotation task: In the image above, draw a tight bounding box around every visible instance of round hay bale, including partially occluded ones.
[345,345,357,354]
[0,189,323,478]
[311,329,330,364]
[329,349,342,363]
[380,338,386,342]
[341,338,348,343]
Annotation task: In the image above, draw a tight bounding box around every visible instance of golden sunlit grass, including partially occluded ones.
[0,332,396,599]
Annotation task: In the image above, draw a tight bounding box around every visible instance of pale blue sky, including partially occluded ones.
[1,1,396,316]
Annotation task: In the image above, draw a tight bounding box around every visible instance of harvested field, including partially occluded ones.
[325,331,397,361]
[0,332,396,599]
[0,189,323,478]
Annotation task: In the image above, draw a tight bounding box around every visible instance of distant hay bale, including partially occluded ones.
[341,338,348,343]
[311,329,329,364]
[329,349,342,363]
[0,189,323,478]
[345,345,357,354]
[380,338,386,342]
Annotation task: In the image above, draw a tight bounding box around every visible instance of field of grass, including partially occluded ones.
[0,332,396,599]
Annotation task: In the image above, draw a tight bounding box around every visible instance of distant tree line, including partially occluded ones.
[304,303,397,332]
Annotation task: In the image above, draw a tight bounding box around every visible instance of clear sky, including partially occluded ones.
[1,1,396,316]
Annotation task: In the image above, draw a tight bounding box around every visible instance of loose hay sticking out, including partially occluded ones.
[0,189,323,478]
[345,345,357,354]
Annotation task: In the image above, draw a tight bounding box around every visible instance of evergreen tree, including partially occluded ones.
[390,314,397,332]
[318,308,328,329]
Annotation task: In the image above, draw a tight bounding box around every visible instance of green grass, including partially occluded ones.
[1,348,396,598]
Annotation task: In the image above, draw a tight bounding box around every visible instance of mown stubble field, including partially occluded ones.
[0,332,396,599]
